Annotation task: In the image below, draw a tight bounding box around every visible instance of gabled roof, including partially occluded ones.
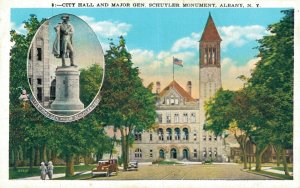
[200,13,222,42]
[159,80,196,102]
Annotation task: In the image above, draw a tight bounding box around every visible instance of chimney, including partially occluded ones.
[156,81,161,94]
[187,81,192,96]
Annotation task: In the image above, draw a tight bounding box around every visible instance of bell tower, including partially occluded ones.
[199,13,222,123]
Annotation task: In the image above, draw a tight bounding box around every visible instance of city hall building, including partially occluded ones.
[128,14,230,162]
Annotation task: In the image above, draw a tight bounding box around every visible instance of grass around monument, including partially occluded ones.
[9,164,96,179]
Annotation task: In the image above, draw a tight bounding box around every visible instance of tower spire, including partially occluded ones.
[200,13,222,42]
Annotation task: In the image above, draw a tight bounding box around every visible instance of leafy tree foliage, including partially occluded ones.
[99,36,156,170]
[205,10,294,174]
[79,64,103,107]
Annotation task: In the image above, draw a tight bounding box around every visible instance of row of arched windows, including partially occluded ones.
[158,128,191,141]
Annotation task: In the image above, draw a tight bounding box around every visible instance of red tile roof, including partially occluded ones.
[159,80,196,102]
[200,13,222,42]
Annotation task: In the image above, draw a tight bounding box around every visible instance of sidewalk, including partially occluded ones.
[18,171,92,180]
[251,167,293,176]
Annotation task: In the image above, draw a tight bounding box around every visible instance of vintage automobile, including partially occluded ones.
[127,160,138,171]
[91,159,118,177]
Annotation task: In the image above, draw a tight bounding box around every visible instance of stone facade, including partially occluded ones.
[28,21,55,108]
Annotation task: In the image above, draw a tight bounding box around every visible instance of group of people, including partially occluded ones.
[40,161,54,180]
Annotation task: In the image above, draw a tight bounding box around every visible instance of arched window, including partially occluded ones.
[208,148,212,157]
[158,128,164,141]
[166,128,172,140]
[183,149,189,159]
[183,128,189,140]
[159,149,165,159]
[171,148,177,159]
[208,135,212,141]
[135,148,142,158]
[203,148,207,158]
[174,128,180,140]
[214,148,217,158]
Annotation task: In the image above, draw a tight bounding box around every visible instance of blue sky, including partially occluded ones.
[11,8,286,98]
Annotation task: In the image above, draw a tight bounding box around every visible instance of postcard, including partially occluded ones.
[0,0,299,187]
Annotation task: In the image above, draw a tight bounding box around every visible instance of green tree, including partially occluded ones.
[249,9,293,175]
[79,64,103,107]
[99,36,156,170]
[9,14,49,169]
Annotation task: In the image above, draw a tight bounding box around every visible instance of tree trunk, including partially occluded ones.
[51,150,57,165]
[248,156,252,170]
[273,145,281,167]
[29,147,34,173]
[242,147,247,169]
[281,149,290,176]
[42,144,47,162]
[120,128,128,171]
[255,145,268,171]
[47,149,52,162]
[34,145,40,166]
[13,147,19,169]
[65,154,75,177]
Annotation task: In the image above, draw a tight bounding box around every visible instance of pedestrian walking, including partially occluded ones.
[40,162,47,180]
[47,161,54,179]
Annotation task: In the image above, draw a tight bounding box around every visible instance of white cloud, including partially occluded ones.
[222,57,260,90]
[10,22,27,34]
[171,32,200,52]
[218,25,268,50]
[130,49,155,65]
[79,15,131,38]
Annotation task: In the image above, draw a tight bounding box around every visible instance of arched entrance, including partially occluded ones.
[159,149,165,159]
[183,149,189,159]
[171,148,177,159]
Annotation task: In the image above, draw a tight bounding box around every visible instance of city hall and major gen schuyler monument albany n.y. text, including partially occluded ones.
[126,14,231,162]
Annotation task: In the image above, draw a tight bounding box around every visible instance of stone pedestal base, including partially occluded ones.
[51,66,84,115]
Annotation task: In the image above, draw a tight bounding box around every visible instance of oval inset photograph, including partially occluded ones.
[27,13,104,122]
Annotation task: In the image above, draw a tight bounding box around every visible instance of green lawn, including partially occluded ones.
[250,170,293,180]
[156,161,181,165]
[9,164,96,179]
[271,166,293,172]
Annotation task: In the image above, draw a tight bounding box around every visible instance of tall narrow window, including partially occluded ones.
[174,128,180,140]
[193,132,197,141]
[193,149,197,158]
[37,47,42,61]
[191,113,196,123]
[183,128,189,140]
[174,113,179,123]
[134,148,142,158]
[166,113,171,123]
[158,113,162,123]
[183,113,188,123]
[166,128,172,141]
[158,128,164,141]
[150,133,152,141]
[37,87,42,101]
[150,149,153,158]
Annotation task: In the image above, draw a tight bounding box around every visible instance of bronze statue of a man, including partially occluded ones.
[53,15,75,67]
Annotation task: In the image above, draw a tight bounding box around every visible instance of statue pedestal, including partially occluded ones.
[51,66,84,115]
